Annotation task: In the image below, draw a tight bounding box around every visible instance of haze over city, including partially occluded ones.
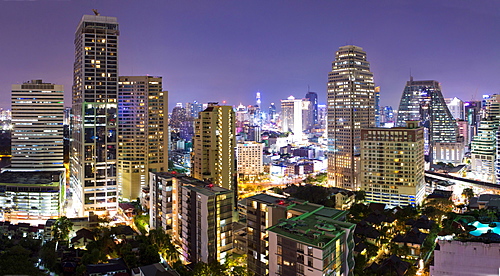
[1,0,499,110]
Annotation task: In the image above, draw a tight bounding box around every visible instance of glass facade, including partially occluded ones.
[395,79,458,156]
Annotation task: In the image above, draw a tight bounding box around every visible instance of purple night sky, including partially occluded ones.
[0,0,499,111]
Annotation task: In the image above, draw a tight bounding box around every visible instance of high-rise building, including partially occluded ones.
[149,172,233,264]
[10,80,64,171]
[191,103,236,197]
[71,14,119,215]
[395,78,458,159]
[445,97,465,120]
[465,101,481,139]
[268,103,277,123]
[375,86,381,127]
[360,121,426,206]
[305,91,318,129]
[117,76,168,201]
[327,45,376,190]
[281,96,303,142]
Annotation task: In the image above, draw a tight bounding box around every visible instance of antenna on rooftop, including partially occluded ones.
[92,9,100,16]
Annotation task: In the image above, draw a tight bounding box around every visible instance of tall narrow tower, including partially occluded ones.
[191,103,236,199]
[118,76,168,201]
[71,14,119,215]
[327,45,375,190]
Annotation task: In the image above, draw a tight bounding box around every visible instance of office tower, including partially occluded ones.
[268,103,277,122]
[380,106,395,127]
[375,86,381,127]
[470,95,500,183]
[318,104,327,128]
[281,96,303,142]
[149,172,233,264]
[71,14,119,215]
[267,203,355,276]
[255,92,262,125]
[117,76,168,201]
[327,45,376,190]
[305,91,318,129]
[236,141,264,180]
[395,78,458,159]
[191,103,236,194]
[360,121,426,206]
[470,120,497,183]
[445,97,465,120]
[10,80,64,171]
[465,101,481,138]
[185,101,203,119]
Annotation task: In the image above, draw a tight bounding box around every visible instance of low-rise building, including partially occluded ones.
[431,239,500,276]
[0,171,63,222]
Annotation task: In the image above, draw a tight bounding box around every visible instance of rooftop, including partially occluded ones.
[268,206,353,248]
[0,171,61,185]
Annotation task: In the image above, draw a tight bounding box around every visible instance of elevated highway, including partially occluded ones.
[425,170,500,193]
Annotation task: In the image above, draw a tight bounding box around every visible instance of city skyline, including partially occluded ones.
[0,1,499,111]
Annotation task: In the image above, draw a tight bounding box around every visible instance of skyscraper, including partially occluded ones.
[305,91,318,129]
[191,103,236,198]
[10,80,64,171]
[71,14,119,215]
[118,76,168,201]
[281,96,303,142]
[327,45,375,190]
[395,78,458,158]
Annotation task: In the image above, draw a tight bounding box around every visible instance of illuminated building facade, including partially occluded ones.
[395,78,458,159]
[148,172,233,264]
[305,91,318,129]
[281,96,303,142]
[70,14,119,215]
[327,45,375,190]
[10,80,64,171]
[360,121,426,206]
[236,141,264,179]
[191,103,236,193]
[118,76,168,201]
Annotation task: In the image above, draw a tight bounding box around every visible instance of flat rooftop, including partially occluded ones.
[0,171,60,185]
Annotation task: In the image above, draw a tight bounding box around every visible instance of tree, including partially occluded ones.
[148,229,179,264]
[462,188,475,201]
[355,191,366,203]
[40,241,59,272]
[52,216,74,248]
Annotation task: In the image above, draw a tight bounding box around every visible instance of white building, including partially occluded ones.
[445,97,465,120]
[281,96,303,142]
[10,80,64,171]
[431,239,500,276]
